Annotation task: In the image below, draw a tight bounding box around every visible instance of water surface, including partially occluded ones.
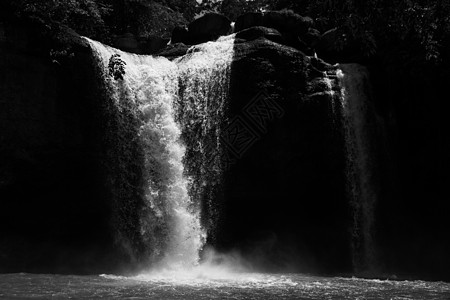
[1,272,449,299]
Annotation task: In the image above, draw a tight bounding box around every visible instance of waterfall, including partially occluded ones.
[175,35,235,241]
[84,35,235,270]
[337,64,379,275]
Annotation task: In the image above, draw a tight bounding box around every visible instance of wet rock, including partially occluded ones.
[158,42,190,59]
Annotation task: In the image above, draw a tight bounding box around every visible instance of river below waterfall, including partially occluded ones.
[1,273,449,299]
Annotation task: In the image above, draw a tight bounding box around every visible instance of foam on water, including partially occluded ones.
[100,248,300,288]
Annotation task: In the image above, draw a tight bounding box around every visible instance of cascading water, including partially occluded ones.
[84,34,235,271]
[337,64,380,275]
[175,35,235,241]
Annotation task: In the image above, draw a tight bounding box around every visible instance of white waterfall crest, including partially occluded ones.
[85,35,235,270]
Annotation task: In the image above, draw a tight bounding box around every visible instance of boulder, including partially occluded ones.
[235,12,264,32]
[234,11,317,54]
[235,26,284,45]
[187,13,231,45]
[158,42,190,59]
[139,35,169,54]
[114,32,140,54]
[171,25,189,44]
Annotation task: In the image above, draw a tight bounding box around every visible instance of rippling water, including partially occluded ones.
[1,272,449,299]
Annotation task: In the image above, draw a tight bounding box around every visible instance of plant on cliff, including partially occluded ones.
[108,54,126,80]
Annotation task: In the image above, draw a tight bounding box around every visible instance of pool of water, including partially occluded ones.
[1,272,449,299]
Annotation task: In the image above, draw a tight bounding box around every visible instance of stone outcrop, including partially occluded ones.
[234,10,317,55]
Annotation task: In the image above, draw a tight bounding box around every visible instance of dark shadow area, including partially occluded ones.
[211,37,353,275]
[0,17,146,274]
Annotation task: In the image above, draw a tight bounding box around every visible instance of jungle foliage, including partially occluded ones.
[1,0,449,65]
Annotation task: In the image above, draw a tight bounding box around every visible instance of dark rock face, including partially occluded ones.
[212,38,352,274]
